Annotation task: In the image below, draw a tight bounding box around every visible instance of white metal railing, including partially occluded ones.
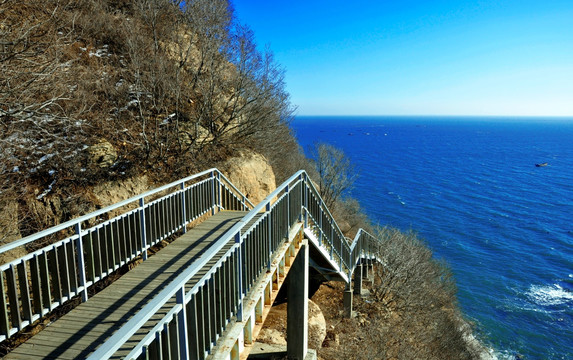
[84,170,377,360]
[0,169,253,341]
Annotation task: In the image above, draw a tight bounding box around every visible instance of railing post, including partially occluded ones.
[339,237,343,271]
[181,182,187,234]
[285,184,290,231]
[303,173,308,209]
[216,171,221,210]
[319,199,323,246]
[235,231,244,322]
[74,223,88,302]
[211,171,216,216]
[176,286,190,360]
[139,198,148,261]
[266,203,272,270]
[303,174,309,228]
[299,178,303,222]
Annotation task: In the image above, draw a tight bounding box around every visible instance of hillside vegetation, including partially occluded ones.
[1,1,486,358]
[1,0,307,237]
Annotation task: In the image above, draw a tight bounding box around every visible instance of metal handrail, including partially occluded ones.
[0,169,253,341]
[0,169,252,255]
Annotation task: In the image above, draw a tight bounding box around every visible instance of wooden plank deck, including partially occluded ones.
[5,211,249,360]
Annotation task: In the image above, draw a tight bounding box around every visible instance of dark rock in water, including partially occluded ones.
[535,162,548,167]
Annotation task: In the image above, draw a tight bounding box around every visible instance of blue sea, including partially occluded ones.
[292,116,573,360]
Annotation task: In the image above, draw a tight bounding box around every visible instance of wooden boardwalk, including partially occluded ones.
[6,211,249,360]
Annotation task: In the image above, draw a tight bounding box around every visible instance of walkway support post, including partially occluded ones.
[287,239,308,360]
[353,264,363,296]
[343,283,353,318]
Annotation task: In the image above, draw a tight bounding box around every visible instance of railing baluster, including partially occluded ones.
[196,288,206,359]
[186,294,199,360]
[0,271,10,336]
[29,256,42,315]
[58,241,70,299]
[75,223,88,302]
[17,261,33,323]
[176,286,189,360]
[181,182,187,234]
[216,172,221,211]
[92,230,102,280]
[39,250,52,311]
[66,240,78,296]
[208,276,217,344]
[139,198,148,261]
[6,265,20,330]
[48,248,62,304]
[235,232,244,322]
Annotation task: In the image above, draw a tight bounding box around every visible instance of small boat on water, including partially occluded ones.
[535,162,548,167]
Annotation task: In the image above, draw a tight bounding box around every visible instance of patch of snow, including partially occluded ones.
[36,179,56,200]
[89,45,110,58]
[12,166,19,173]
[161,113,177,125]
[38,153,56,164]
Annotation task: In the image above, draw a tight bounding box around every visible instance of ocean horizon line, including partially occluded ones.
[295,114,573,119]
[294,114,573,123]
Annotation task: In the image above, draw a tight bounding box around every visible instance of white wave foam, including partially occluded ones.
[494,349,523,360]
[527,284,573,306]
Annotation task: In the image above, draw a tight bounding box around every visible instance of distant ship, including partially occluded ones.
[535,163,548,167]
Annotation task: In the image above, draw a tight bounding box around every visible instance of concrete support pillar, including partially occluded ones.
[287,240,309,360]
[343,284,353,318]
[362,260,369,279]
[367,260,374,281]
[353,264,363,296]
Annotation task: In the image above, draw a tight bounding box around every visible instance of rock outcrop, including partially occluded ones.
[256,299,327,351]
[87,140,118,168]
[0,200,26,265]
[221,151,276,205]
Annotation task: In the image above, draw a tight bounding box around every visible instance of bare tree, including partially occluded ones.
[0,1,91,182]
[313,143,357,209]
[364,226,481,359]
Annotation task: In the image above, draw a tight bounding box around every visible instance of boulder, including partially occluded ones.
[308,299,327,349]
[87,140,117,168]
[257,328,287,346]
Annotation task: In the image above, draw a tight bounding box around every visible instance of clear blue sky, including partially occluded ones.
[231,0,573,116]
